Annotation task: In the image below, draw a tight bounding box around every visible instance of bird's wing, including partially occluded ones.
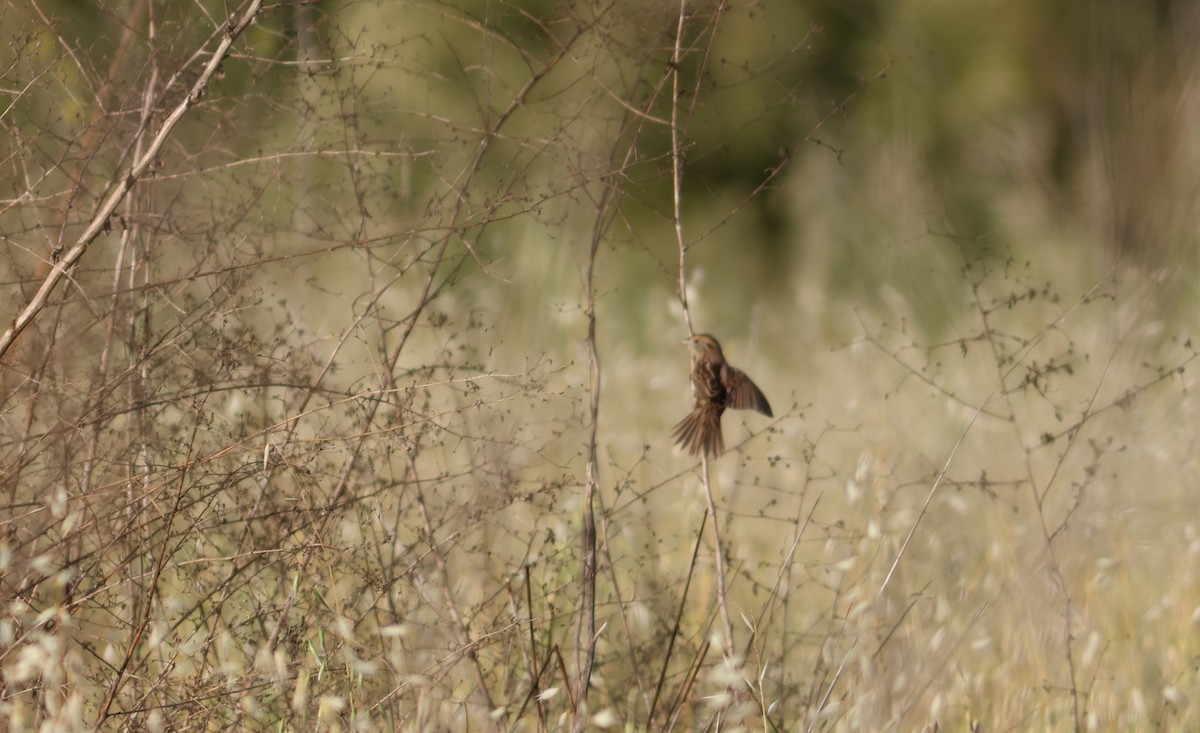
[721,365,772,417]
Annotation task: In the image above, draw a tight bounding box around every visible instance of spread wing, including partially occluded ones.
[721,365,772,417]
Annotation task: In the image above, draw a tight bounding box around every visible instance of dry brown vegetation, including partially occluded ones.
[4,1,1200,731]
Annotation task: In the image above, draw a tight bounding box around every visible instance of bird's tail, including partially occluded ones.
[672,406,724,457]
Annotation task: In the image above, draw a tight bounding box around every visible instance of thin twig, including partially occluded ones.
[650,506,709,723]
[668,0,737,657]
[0,0,266,360]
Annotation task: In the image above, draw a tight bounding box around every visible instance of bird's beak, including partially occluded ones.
[681,337,691,345]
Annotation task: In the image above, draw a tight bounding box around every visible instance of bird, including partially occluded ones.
[672,333,772,457]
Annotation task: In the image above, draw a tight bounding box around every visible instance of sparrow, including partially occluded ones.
[672,333,772,457]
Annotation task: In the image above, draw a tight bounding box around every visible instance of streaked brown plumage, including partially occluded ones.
[672,333,772,457]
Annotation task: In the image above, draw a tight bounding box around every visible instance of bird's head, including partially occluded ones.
[684,333,724,359]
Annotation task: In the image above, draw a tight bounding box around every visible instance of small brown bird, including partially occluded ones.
[672,333,772,457]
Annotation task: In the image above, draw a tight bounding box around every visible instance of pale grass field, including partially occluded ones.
[7,208,1198,733]
[522,218,1197,730]
[408,237,1200,730]
[5,220,1197,733]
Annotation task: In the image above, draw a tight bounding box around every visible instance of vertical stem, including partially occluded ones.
[672,0,694,338]
[572,170,609,733]
[699,458,735,649]
[669,0,736,654]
